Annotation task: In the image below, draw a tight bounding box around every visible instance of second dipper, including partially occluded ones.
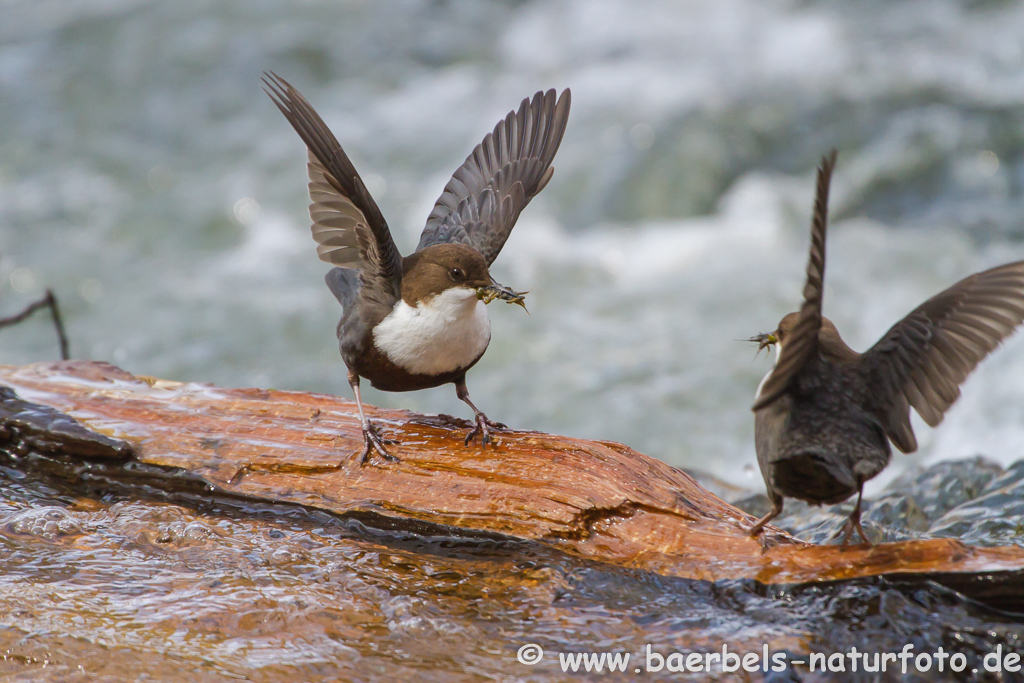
[749,151,1024,544]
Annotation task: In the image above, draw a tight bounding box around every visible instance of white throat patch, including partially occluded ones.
[754,340,783,401]
[373,287,492,376]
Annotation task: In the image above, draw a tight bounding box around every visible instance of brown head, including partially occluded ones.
[751,313,859,362]
[400,243,526,308]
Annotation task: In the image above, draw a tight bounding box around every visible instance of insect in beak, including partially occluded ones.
[477,280,529,312]
[749,332,777,353]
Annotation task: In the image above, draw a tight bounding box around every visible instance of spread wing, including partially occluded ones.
[753,151,837,411]
[416,88,571,265]
[861,260,1024,453]
[263,72,403,305]
[306,152,365,269]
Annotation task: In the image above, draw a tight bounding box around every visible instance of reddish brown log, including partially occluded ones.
[1,360,1022,586]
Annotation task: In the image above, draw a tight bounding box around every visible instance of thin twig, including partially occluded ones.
[0,289,70,360]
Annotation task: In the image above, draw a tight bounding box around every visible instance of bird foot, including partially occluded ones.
[755,532,788,551]
[358,422,399,465]
[832,513,872,548]
[746,519,769,538]
[464,413,506,447]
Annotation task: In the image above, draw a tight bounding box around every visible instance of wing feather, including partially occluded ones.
[862,260,1024,451]
[752,151,838,411]
[264,72,402,306]
[416,88,571,264]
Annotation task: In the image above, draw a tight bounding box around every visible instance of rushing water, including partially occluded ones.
[4,1,1024,491]
[0,459,1021,682]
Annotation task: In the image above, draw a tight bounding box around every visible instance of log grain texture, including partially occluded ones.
[1,360,1023,590]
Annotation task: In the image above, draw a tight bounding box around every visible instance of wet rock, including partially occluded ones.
[0,383,132,460]
[771,500,882,545]
[882,456,1005,525]
[1,360,1023,592]
[861,492,930,535]
[929,460,1024,547]
[731,492,772,519]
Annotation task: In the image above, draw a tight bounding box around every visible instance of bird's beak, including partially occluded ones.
[749,332,778,352]
[477,279,529,312]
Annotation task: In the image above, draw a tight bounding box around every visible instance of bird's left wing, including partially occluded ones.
[861,260,1024,453]
[416,88,571,265]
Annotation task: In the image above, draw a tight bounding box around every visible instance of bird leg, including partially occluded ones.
[747,494,784,537]
[834,484,871,547]
[349,371,398,465]
[455,377,504,447]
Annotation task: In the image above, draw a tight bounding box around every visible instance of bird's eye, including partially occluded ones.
[450,267,466,281]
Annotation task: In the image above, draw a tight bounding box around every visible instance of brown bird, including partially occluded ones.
[749,151,1024,545]
[264,72,570,464]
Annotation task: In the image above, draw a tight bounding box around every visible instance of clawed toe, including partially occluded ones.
[833,515,872,548]
[357,423,400,465]
[464,421,489,446]
[464,414,504,447]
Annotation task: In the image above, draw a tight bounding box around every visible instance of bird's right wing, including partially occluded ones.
[264,72,403,306]
[861,260,1024,453]
[753,151,837,411]
[416,88,571,265]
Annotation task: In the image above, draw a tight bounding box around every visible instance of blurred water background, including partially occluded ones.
[3,0,1024,493]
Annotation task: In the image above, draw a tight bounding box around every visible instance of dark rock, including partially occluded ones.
[881,456,1005,524]
[731,492,772,518]
[0,384,133,461]
[929,460,1024,547]
[862,491,930,534]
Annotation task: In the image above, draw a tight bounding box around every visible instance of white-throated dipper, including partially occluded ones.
[264,73,570,464]
[748,151,1024,545]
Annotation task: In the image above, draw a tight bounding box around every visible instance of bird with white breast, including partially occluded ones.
[264,73,570,465]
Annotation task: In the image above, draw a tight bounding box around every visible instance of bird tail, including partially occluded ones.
[771,451,857,505]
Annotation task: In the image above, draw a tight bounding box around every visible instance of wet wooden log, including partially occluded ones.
[1,360,1023,591]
